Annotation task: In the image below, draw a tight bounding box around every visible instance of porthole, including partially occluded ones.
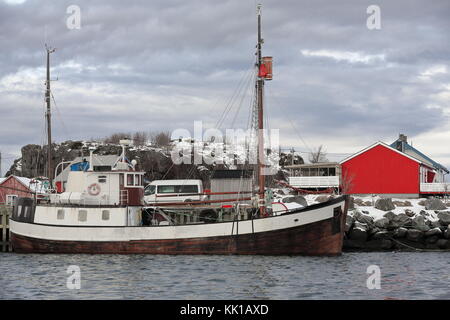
[57,209,65,220]
[78,210,87,222]
[102,210,110,221]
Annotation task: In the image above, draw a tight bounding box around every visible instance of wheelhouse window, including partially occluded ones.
[98,175,107,183]
[127,174,134,186]
[135,174,140,186]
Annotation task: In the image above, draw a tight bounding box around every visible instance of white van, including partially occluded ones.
[144,179,207,204]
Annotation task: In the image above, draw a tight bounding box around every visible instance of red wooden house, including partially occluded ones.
[340,138,449,197]
[0,176,39,206]
[0,176,33,206]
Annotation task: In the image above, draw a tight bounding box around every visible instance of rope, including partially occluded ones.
[388,236,446,252]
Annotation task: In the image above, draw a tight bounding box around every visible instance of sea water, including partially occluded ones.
[0,252,449,299]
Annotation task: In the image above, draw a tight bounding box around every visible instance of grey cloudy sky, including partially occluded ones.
[0,0,449,174]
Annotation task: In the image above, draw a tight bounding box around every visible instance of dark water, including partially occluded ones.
[0,252,449,299]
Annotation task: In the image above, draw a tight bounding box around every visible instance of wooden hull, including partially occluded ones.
[11,196,348,256]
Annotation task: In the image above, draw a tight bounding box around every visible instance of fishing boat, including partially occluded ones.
[10,5,349,255]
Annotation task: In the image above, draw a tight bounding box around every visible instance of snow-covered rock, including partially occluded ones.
[411,215,430,232]
[375,198,395,211]
[437,211,450,226]
[393,227,407,238]
[424,198,447,210]
[374,217,390,229]
[349,221,369,241]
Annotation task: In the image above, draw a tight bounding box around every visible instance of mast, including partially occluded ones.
[45,45,56,185]
[256,4,266,216]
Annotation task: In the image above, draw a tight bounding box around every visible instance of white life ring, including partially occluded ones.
[87,183,101,196]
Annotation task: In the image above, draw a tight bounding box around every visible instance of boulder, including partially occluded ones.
[406,229,424,242]
[424,198,447,210]
[383,211,396,221]
[411,215,430,232]
[375,198,395,211]
[425,227,442,237]
[393,201,408,207]
[345,215,355,232]
[404,201,412,207]
[372,231,391,240]
[353,210,374,227]
[418,199,426,206]
[444,227,450,239]
[283,195,308,207]
[353,198,364,206]
[390,213,412,229]
[393,227,407,238]
[437,211,450,226]
[425,236,439,244]
[363,201,372,206]
[430,220,442,228]
[349,222,369,241]
[437,239,449,249]
[381,239,393,250]
[369,227,381,235]
[374,217,390,229]
[404,209,415,217]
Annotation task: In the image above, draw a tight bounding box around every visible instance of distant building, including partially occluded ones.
[285,134,449,197]
[0,176,47,205]
[340,134,449,197]
[286,162,341,191]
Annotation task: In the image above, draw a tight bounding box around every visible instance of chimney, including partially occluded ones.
[399,134,407,143]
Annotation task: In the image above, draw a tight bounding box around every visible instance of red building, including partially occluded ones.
[0,176,36,206]
[340,140,448,197]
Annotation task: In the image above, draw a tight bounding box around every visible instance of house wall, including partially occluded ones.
[0,177,33,205]
[341,144,420,195]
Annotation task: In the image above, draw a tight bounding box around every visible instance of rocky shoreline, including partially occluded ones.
[343,197,450,252]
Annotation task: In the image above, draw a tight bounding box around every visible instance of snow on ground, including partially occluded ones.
[349,195,449,222]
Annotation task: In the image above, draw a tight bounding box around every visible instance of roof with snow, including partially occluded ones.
[390,136,449,173]
[339,141,423,165]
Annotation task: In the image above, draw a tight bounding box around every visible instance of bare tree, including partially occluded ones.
[154,131,171,147]
[309,145,328,163]
[340,170,355,195]
[104,132,130,144]
[133,131,149,146]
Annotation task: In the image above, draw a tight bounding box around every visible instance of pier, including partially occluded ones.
[0,205,12,252]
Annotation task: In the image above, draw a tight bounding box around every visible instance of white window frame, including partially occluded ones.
[125,173,143,188]
[6,194,18,206]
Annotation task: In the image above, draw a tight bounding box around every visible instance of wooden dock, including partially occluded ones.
[0,206,12,252]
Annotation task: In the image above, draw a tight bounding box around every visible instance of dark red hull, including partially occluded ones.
[11,214,346,255]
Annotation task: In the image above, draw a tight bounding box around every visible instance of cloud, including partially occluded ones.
[1,0,450,174]
[300,49,385,64]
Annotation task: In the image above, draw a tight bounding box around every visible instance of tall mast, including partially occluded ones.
[256,4,266,216]
[45,45,56,185]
